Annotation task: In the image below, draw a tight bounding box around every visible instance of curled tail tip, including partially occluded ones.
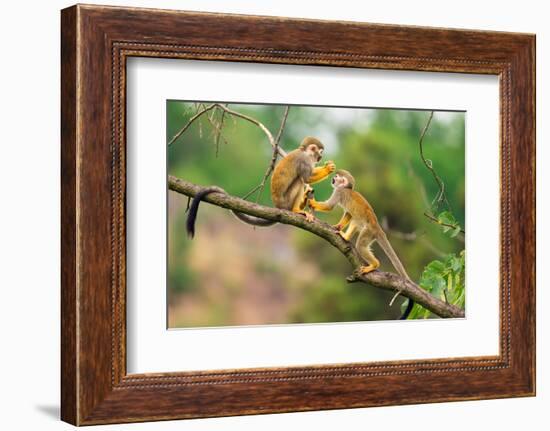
[185,187,220,239]
[186,225,195,239]
[185,216,196,238]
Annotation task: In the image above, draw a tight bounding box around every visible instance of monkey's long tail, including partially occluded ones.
[400,298,414,320]
[375,229,415,320]
[231,211,277,227]
[186,187,224,238]
[186,187,276,238]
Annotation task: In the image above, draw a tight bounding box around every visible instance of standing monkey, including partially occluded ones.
[186,137,335,236]
[308,169,414,319]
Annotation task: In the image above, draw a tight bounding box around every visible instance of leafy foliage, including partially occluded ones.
[435,210,463,238]
[403,250,465,319]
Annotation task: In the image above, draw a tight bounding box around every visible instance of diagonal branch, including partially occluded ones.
[244,106,290,201]
[169,175,465,319]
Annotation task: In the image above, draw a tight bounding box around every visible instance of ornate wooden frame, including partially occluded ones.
[61,4,535,425]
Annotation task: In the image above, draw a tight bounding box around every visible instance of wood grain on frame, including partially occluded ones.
[61,4,535,425]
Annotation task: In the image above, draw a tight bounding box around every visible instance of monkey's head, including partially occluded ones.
[299,136,325,163]
[331,169,355,190]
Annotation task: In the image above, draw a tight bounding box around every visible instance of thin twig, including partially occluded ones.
[241,184,263,201]
[275,106,290,144]
[214,104,287,158]
[194,103,203,139]
[202,105,228,157]
[424,212,465,236]
[214,108,227,157]
[251,106,290,202]
[418,112,451,212]
[168,103,287,159]
[380,216,447,258]
[416,112,465,239]
[168,103,217,146]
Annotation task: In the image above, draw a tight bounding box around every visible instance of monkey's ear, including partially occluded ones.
[345,177,355,189]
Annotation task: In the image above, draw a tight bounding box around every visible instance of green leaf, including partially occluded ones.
[449,256,462,272]
[434,210,463,238]
[437,211,456,225]
[450,225,462,237]
[424,260,446,274]
[412,249,466,319]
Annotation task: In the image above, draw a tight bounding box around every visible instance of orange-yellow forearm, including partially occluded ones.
[307,161,335,184]
[309,198,334,212]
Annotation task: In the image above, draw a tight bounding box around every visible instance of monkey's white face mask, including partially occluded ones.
[306,144,323,163]
[331,174,348,189]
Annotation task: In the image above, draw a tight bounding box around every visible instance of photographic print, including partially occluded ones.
[61,7,536,423]
[167,101,465,328]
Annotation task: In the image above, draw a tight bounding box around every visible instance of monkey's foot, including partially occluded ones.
[338,230,351,241]
[303,212,315,222]
[358,265,377,275]
[294,210,315,222]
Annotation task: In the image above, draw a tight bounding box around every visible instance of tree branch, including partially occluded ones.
[424,212,466,236]
[169,175,465,319]
[244,106,290,201]
[418,111,451,212]
[169,103,287,158]
[380,216,447,258]
[168,103,217,146]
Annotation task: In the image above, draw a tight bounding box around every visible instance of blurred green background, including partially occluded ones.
[167,101,465,328]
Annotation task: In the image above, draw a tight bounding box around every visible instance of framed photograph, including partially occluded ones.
[61,4,535,425]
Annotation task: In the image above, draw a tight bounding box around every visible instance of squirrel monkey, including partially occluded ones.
[308,169,414,320]
[186,136,335,236]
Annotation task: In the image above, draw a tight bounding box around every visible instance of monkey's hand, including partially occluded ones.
[333,223,343,231]
[308,161,336,184]
[308,198,334,213]
[304,184,314,198]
